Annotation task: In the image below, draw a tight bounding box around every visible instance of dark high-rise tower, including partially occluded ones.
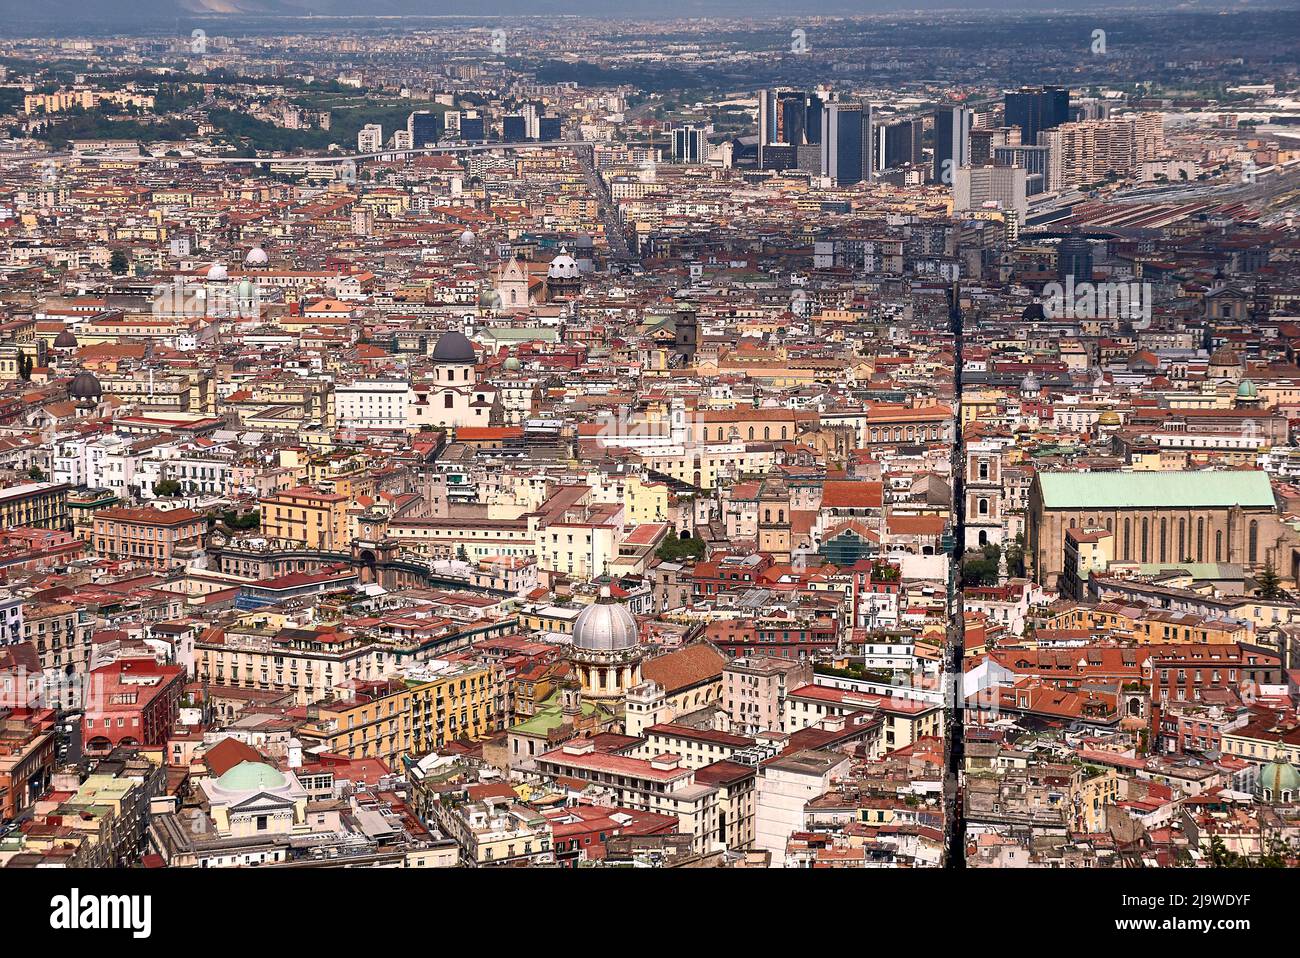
[1058,232,1093,282]
[408,110,442,148]
[877,118,923,170]
[933,107,973,184]
[1004,86,1070,146]
[759,89,823,170]
[821,100,873,185]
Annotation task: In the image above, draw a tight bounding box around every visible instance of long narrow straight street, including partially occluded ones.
[945,282,967,868]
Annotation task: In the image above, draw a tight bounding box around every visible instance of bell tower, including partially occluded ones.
[757,472,792,562]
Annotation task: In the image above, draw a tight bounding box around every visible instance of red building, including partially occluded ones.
[704,613,838,659]
[1149,644,1281,708]
[0,706,58,819]
[82,657,186,754]
[690,553,775,601]
[542,805,678,865]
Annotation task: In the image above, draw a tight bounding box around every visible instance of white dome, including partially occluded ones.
[572,593,638,653]
[244,246,268,266]
[547,253,580,280]
[206,263,229,281]
[459,229,476,246]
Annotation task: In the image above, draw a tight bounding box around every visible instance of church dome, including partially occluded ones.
[206,262,229,282]
[1098,410,1122,426]
[1020,370,1040,395]
[244,246,269,266]
[1022,300,1046,322]
[478,287,503,309]
[547,252,580,281]
[1208,345,1240,367]
[1256,756,1300,803]
[1237,379,1259,399]
[573,591,638,653]
[53,328,78,348]
[216,760,286,793]
[431,330,476,364]
[68,370,102,401]
[503,356,522,371]
[459,228,477,247]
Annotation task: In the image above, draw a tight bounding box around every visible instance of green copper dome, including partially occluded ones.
[1237,379,1258,399]
[216,760,286,792]
[1256,757,1300,803]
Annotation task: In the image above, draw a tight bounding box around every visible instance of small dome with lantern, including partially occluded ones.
[545,248,582,299]
[68,370,102,402]
[573,590,639,653]
[1256,755,1300,804]
[566,586,644,704]
[431,329,476,365]
[547,251,580,281]
[206,262,229,282]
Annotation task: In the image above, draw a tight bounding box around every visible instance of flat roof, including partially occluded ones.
[1037,471,1274,510]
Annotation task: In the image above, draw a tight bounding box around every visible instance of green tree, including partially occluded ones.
[27,464,44,481]
[656,534,705,562]
[153,479,183,497]
[109,249,129,275]
[1256,563,1282,599]
[1005,533,1026,577]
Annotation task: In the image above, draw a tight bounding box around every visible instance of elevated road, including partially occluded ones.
[4,140,596,168]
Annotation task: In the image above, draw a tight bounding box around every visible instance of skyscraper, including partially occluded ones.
[1003,86,1070,146]
[502,114,527,142]
[933,106,974,184]
[1057,232,1094,282]
[537,116,562,141]
[953,164,1029,225]
[821,100,873,186]
[408,111,441,148]
[672,124,709,163]
[459,113,485,141]
[876,117,923,171]
[759,88,823,171]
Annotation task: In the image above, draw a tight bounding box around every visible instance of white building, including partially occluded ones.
[357,123,383,153]
[335,379,411,431]
[755,750,851,866]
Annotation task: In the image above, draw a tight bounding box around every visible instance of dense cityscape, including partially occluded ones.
[0,3,1298,904]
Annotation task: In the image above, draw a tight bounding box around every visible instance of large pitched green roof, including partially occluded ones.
[1037,471,1275,510]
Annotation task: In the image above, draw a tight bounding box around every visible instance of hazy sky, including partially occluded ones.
[0,0,1275,27]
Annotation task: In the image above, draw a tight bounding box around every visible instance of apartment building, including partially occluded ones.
[260,486,351,550]
[92,505,205,570]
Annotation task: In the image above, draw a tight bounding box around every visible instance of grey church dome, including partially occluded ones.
[572,592,638,653]
[431,330,476,364]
